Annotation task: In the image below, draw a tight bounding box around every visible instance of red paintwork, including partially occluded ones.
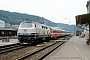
[50,27,65,38]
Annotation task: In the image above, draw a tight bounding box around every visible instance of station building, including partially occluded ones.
[75,0,90,44]
[0,20,18,37]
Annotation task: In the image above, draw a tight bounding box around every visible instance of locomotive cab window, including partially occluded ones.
[26,23,32,28]
[20,23,26,28]
[20,22,32,28]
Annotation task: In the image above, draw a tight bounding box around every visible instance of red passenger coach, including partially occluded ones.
[49,27,66,39]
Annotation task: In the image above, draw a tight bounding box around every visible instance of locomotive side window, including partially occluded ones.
[46,27,48,29]
[60,31,66,33]
[35,24,36,27]
[42,26,48,29]
[35,24,37,28]
[42,26,44,29]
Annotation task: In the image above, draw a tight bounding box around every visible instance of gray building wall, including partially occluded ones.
[86,0,90,13]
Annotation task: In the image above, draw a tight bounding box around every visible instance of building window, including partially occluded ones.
[9,31,11,34]
[1,31,4,34]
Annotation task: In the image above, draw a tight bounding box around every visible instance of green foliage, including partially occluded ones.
[0,10,81,34]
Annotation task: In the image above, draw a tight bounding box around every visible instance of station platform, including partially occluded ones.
[44,36,90,60]
[0,39,19,46]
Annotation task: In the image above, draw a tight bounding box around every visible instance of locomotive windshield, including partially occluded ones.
[20,22,32,28]
[26,23,32,28]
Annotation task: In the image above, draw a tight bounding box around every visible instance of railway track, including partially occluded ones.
[0,43,26,54]
[16,41,66,60]
[0,35,71,60]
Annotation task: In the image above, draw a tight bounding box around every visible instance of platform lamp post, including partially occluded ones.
[65,18,75,35]
[64,18,68,35]
[64,18,71,35]
[65,18,67,30]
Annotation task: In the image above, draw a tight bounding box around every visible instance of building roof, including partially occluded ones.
[0,27,17,31]
[75,13,90,27]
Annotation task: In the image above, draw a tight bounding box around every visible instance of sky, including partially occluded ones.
[0,0,88,25]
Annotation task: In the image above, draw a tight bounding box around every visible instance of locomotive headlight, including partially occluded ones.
[18,33,31,35]
[18,33,20,35]
[18,33,23,35]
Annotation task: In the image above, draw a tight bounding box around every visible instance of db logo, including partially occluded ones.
[24,29,27,32]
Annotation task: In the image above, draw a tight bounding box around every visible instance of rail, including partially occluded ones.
[0,43,26,54]
[16,41,66,60]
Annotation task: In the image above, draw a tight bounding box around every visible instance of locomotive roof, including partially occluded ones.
[20,21,48,26]
[0,27,17,31]
[22,21,44,24]
[75,13,90,28]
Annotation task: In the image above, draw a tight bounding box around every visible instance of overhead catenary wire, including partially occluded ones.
[23,0,56,23]
[40,0,61,19]
[40,0,75,23]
